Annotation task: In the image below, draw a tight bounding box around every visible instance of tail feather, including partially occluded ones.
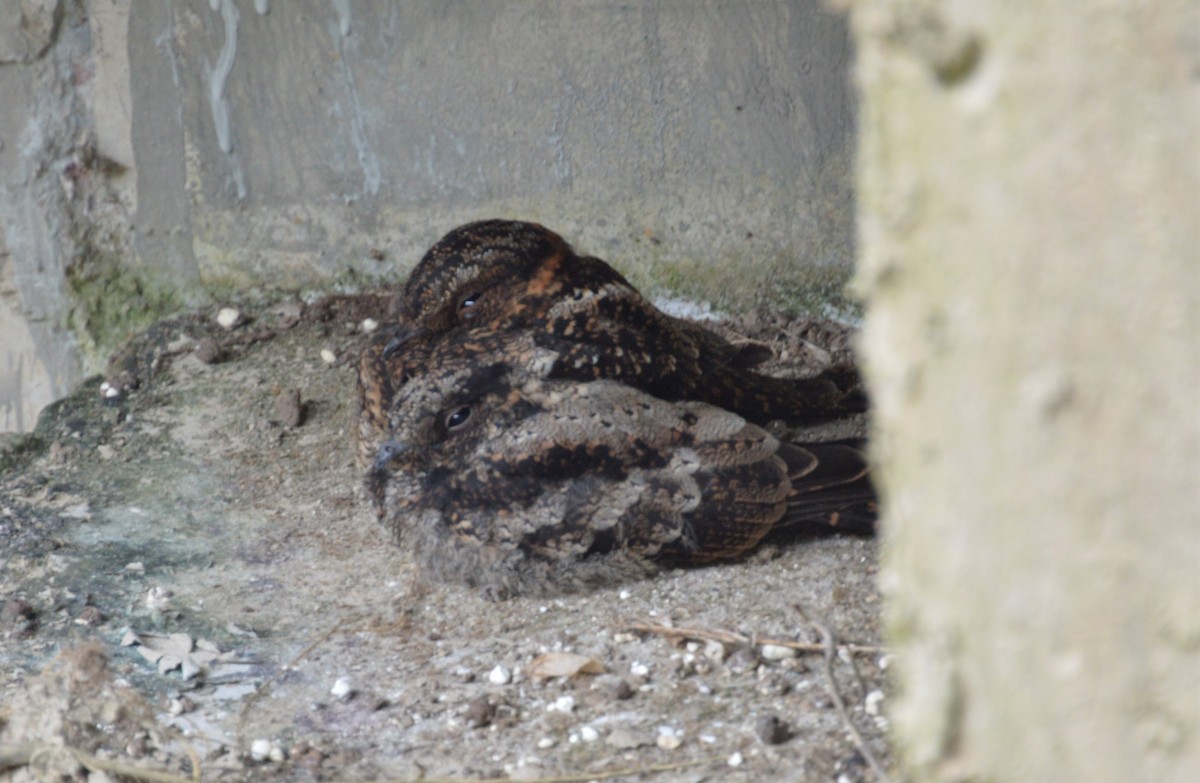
[778,441,877,534]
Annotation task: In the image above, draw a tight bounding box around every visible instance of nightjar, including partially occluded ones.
[357,218,865,466]
[367,330,876,599]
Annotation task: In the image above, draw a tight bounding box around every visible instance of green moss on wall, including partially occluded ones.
[65,249,188,367]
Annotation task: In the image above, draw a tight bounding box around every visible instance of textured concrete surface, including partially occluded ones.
[852,2,1200,781]
[0,0,858,431]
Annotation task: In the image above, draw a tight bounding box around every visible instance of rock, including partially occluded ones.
[760,643,798,661]
[249,738,272,762]
[330,677,353,701]
[463,695,496,728]
[194,337,222,364]
[755,714,792,745]
[272,388,303,428]
[611,678,635,701]
[488,664,512,685]
[216,307,244,330]
[605,728,647,749]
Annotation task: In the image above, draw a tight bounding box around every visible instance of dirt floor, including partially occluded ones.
[0,293,891,783]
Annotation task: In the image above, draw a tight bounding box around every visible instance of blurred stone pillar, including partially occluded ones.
[851,2,1200,781]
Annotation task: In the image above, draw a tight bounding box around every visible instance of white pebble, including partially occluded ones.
[704,639,727,662]
[548,695,576,713]
[320,348,337,364]
[629,661,650,677]
[536,737,557,749]
[618,589,631,600]
[488,664,512,685]
[216,307,242,330]
[760,644,798,661]
[865,689,885,716]
[268,745,286,763]
[144,586,173,611]
[579,725,600,743]
[656,733,683,750]
[249,738,272,762]
[361,318,379,333]
[330,677,353,700]
[728,751,744,767]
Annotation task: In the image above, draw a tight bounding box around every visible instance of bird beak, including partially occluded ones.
[373,439,413,471]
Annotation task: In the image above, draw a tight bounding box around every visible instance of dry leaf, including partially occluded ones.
[527,652,605,682]
[121,629,239,680]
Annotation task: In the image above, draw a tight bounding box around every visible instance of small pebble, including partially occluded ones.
[760,643,798,661]
[273,388,303,428]
[320,348,337,364]
[463,695,496,728]
[168,697,195,716]
[268,745,287,763]
[548,695,575,713]
[488,664,512,685]
[704,639,727,662]
[361,318,379,333]
[330,677,354,701]
[612,678,635,701]
[536,737,557,749]
[100,381,120,399]
[655,732,683,750]
[629,661,650,677]
[194,337,222,364]
[605,728,645,749]
[755,714,791,745]
[728,751,744,767]
[144,586,173,612]
[74,605,103,626]
[865,689,885,716]
[249,739,272,762]
[97,444,116,460]
[216,307,243,330]
[579,725,600,743]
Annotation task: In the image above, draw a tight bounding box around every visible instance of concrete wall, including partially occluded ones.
[0,0,858,431]
[851,1,1200,780]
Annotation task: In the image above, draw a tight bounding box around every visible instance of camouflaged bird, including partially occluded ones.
[367,330,876,599]
[361,219,862,446]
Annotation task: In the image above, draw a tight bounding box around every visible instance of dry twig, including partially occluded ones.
[794,604,894,783]
[622,620,887,656]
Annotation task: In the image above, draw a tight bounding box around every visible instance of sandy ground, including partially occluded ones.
[0,294,891,783]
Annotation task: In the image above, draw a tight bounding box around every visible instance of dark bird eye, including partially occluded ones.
[460,293,481,310]
[445,405,472,431]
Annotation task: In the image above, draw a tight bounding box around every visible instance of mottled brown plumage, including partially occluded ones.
[367,331,875,599]
[388,219,862,419]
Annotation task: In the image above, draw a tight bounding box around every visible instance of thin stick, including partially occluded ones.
[795,605,893,783]
[4,744,198,783]
[622,620,887,656]
[237,614,362,736]
[353,755,722,783]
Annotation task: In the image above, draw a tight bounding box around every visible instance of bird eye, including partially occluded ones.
[460,293,481,311]
[445,405,472,431]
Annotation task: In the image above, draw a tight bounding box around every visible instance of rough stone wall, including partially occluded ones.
[851,1,1200,780]
[0,0,858,431]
